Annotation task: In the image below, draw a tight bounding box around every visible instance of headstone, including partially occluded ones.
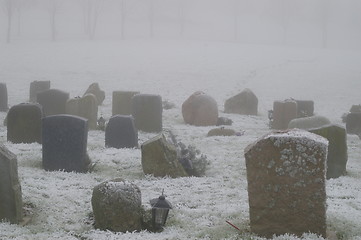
[288,115,331,130]
[66,94,98,130]
[105,115,138,149]
[141,134,188,178]
[216,116,233,126]
[0,83,8,112]
[271,99,298,130]
[7,103,42,144]
[295,100,314,117]
[207,127,236,137]
[349,104,361,113]
[346,112,361,135]
[83,82,105,105]
[37,89,69,117]
[132,94,162,133]
[224,88,258,115]
[310,124,347,179]
[92,178,143,232]
[0,144,23,224]
[182,91,218,126]
[112,91,140,116]
[42,114,90,173]
[29,80,50,102]
[244,129,328,238]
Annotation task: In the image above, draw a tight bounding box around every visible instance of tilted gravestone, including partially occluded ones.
[7,103,43,144]
[66,94,98,130]
[288,115,331,130]
[0,83,8,112]
[112,91,140,116]
[346,112,361,135]
[42,114,90,173]
[244,129,328,238]
[37,89,69,117]
[132,94,162,132]
[310,124,348,179]
[83,82,105,105]
[105,115,138,149]
[271,99,298,130]
[295,100,314,117]
[224,88,258,115]
[0,144,23,224]
[29,80,50,102]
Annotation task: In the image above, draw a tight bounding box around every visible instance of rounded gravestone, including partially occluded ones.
[224,88,258,115]
[288,115,331,130]
[112,91,140,116]
[105,115,138,149]
[0,83,8,112]
[29,80,50,102]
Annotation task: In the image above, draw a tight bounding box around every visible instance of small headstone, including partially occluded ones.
[37,89,69,117]
[346,112,361,135]
[271,99,298,130]
[310,124,347,179]
[288,115,331,130]
[42,114,90,173]
[92,178,143,232]
[207,127,236,137]
[83,82,105,105]
[295,100,314,117]
[112,91,140,116]
[349,104,361,113]
[182,91,218,126]
[224,88,258,115]
[7,103,42,144]
[105,115,138,149]
[29,80,50,102]
[216,116,233,126]
[0,83,8,112]
[244,129,328,238]
[132,94,162,133]
[0,144,23,224]
[141,134,188,178]
[66,94,98,130]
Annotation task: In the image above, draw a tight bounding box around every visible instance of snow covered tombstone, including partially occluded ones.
[271,99,298,130]
[37,89,69,117]
[42,115,90,173]
[0,144,23,224]
[345,112,361,135]
[7,103,43,144]
[29,80,50,102]
[0,83,8,112]
[288,115,331,130]
[105,115,138,149]
[182,91,218,126]
[112,91,140,116]
[132,94,162,133]
[83,82,105,105]
[244,129,328,238]
[224,88,258,115]
[66,94,98,130]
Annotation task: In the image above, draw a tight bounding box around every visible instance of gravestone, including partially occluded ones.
[132,94,162,132]
[310,124,347,179]
[112,91,140,116]
[0,83,8,112]
[346,112,361,135]
[244,129,328,238]
[37,89,69,116]
[66,94,98,130]
[42,114,90,173]
[83,82,105,105]
[272,99,298,130]
[105,115,138,149]
[295,100,314,117]
[182,91,218,126]
[0,144,23,224]
[288,115,331,130]
[7,103,42,144]
[349,104,361,113]
[29,80,50,102]
[207,127,236,137]
[224,88,258,115]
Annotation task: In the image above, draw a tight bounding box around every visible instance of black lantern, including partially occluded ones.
[150,191,172,230]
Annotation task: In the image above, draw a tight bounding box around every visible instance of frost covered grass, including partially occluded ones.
[0,40,361,239]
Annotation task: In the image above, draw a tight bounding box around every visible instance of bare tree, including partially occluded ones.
[119,0,126,40]
[2,0,14,43]
[44,0,61,41]
[80,0,104,40]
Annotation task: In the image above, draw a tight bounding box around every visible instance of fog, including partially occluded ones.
[1,0,361,49]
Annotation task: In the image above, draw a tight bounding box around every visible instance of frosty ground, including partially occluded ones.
[0,40,361,240]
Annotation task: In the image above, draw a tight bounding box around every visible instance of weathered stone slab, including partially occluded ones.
[29,80,50,102]
[272,99,298,130]
[66,94,98,130]
[105,115,138,149]
[288,115,331,130]
[37,89,69,116]
[0,83,8,112]
[207,127,236,137]
[295,100,314,117]
[349,104,361,113]
[132,94,162,133]
[83,82,105,105]
[224,88,258,115]
[346,112,361,135]
[112,91,140,116]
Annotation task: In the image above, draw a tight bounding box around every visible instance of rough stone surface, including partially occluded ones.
[349,104,361,113]
[92,178,143,232]
[84,82,105,105]
[288,115,331,130]
[7,103,43,144]
[66,94,98,130]
[141,134,188,178]
[37,89,69,116]
[105,115,138,149]
[132,94,162,133]
[272,99,298,130]
[224,88,258,115]
[216,116,233,126]
[42,114,90,173]
[112,91,140,116]
[29,80,50,102]
[182,91,218,126]
[0,144,23,224]
[295,100,314,117]
[346,112,361,135]
[0,83,8,112]
[310,124,348,179]
[207,127,236,137]
[244,129,328,238]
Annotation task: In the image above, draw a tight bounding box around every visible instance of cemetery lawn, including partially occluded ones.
[1,40,361,240]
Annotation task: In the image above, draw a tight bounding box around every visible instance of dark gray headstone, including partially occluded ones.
[224,88,258,115]
[29,80,50,102]
[42,114,89,173]
[37,89,69,117]
[0,144,23,224]
[105,115,138,149]
[132,94,162,133]
[295,100,314,117]
[112,91,140,116]
[7,103,43,144]
[0,83,8,112]
[346,112,361,135]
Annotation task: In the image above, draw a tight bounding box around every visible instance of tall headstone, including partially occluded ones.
[346,112,361,135]
[105,115,138,149]
[29,80,50,102]
[132,94,162,133]
[272,99,298,130]
[0,144,23,224]
[224,88,258,115]
[42,115,89,173]
[295,100,314,117]
[83,82,105,105]
[244,129,328,238]
[7,103,43,144]
[0,83,8,112]
[66,94,98,130]
[112,91,140,116]
[37,89,69,117]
